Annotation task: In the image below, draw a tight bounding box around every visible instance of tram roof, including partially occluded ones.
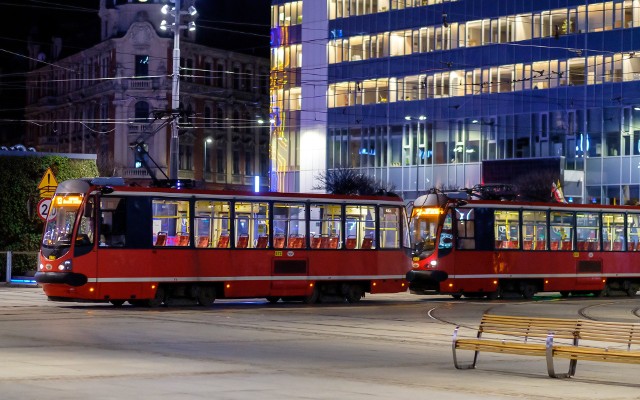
[56,178,406,205]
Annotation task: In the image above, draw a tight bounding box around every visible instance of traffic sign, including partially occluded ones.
[37,168,58,199]
[37,198,54,221]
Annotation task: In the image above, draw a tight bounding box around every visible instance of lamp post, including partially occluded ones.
[405,115,427,196]
[161,0,197,180]
[204,137,212,180]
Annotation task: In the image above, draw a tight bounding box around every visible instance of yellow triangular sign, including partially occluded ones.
[38,168,58,198]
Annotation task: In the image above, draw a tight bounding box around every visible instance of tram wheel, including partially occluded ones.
[594,285,610,297]
[345,285,364,303]
[196,286,216,306]
[521,284,536,299]
[559,291,571,298]
[110,300,125,307]
[451,294,462,299]
[627,285,639,297]
[486,285,502,300]
[147,286,166,307]
[303,286,320,304]
[266,296,281,304]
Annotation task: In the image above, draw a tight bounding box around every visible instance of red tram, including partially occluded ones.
[36,178,412,306]
[406,189,640,299]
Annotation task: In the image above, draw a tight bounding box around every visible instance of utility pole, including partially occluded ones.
[168,0,181,180]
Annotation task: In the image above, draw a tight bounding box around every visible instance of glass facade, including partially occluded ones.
[270,0,640,204]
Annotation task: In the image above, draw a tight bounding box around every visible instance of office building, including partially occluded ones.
[271,0,640,203]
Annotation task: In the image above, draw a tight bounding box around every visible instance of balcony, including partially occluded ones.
[129,79,153,90]
[121,168,154,178]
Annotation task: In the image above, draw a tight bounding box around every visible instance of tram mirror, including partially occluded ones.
[84,202,93,218]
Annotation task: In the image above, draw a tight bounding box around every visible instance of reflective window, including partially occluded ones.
[152,199,190,247]
[234,201,269,248]
[494,210,520,249]
[309,204,342,248]
[602,212,625,251]
[550,211,574,251]
[576,212,600,251]
[194,200,230,248]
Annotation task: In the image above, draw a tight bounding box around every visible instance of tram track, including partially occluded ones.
[425,295,640,328]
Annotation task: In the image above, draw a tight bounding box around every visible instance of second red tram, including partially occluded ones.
[36,178,412,306]
[407,190,640,299]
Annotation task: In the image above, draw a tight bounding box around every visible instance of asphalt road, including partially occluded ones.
[2,287,640,399]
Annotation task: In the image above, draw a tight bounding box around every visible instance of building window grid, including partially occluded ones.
[328,1,638,64]
[328,0,460,20]
[328,51,640,107]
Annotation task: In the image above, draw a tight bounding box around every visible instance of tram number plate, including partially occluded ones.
[274,251,283,257]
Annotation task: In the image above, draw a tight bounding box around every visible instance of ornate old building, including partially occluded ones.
[25,0,270,189]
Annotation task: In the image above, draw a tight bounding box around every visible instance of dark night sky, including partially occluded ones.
[0,0,271,143]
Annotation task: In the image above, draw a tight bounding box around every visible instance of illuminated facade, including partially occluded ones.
[271,0,640,204]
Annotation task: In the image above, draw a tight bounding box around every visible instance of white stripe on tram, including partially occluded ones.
[449,273,640,279]
[86,275,406,283]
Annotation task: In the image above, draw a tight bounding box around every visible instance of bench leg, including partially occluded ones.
[452,327,478,370]
[545,334,577,378]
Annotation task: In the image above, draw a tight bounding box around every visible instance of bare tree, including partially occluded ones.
[97,154,117,177]
[314,168,396,195]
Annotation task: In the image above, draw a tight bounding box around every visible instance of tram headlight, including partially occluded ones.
[429,260,438,268]
[39,263,44,271]
[58,260,72,271]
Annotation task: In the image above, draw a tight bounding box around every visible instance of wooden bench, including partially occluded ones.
[453,314,640,378]
[546,319,640,378]
[452,314,578,375]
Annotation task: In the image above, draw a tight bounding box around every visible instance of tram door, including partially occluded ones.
[270,202,309,296]
[96,196,143,299]
[72,195,98,288]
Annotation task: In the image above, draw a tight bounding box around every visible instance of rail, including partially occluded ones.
[2,251,38,286]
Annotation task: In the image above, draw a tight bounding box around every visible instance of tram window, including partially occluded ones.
[274,202,307,248]
[99,197,126,247]
[628,214,640,251]
[522,210,546,250]
[576,211,599,251]
[195,200,230,248]
[494,210,520,249]
[345,205,376,249]
[310,203,343,248]
[380,206,401,249]
[455,208,475,250]
[550,211,574,251]
[74,197,95,256]
[152,199,190,246]
[234,201,268,248]
[602,212,625,251]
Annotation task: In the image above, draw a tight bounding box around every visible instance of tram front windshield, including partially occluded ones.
[41,194,84,258]
[410,207,440,255]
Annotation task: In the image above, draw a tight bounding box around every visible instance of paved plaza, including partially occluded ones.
[1,286,640,399]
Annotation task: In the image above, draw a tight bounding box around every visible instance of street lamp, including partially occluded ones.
[204,137,212,180]
[404,115,427,196]
[160,0,198,180]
